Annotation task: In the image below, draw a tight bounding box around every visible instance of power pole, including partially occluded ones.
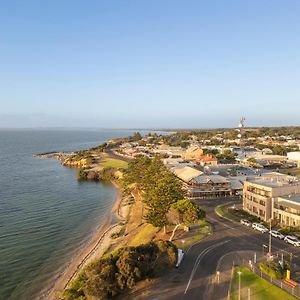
[268,219,272,257]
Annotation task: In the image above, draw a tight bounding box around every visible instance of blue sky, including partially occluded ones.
[0,0,299,128]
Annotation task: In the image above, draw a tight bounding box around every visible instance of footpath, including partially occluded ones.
[204,250,256,300]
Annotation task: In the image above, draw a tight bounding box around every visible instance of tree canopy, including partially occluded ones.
[168,199,205,225]
[63,240,177,300]
[123,155,186,229]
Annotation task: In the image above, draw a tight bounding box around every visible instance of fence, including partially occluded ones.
[239,261,300,299]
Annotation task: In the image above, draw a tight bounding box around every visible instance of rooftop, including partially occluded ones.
[247,176,300,188]
[170,166,203,182]
[192,174,229,184]
[278,194,300,204]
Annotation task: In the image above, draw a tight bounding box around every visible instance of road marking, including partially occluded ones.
[216,252,235,272]
[184,240,230,295]
[208,216,235,230]
[210,214,300,259]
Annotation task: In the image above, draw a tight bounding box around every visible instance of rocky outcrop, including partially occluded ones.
[33,152,74,161]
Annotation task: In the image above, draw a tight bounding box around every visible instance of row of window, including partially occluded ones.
[244,195,265,206]
[273,212,300,227]
[273,204,300,216]
[246,204,265,217]
[246,187,271,197]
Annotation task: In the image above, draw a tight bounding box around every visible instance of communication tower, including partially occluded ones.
[237,117,246,153]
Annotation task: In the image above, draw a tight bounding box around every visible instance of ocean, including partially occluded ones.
[0,129,154,300]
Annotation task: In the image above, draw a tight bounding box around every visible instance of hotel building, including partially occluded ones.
[243,175,300,226]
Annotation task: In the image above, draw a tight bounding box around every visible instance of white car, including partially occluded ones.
[270,230,284,239]
[240,219,252,227]
[176,249,185,268]
[284,235,300,247]
[252,223,268,233]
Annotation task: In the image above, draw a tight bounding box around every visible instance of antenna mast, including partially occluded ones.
[237,117,246,154]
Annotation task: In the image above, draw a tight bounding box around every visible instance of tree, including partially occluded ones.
[131,132,142,141]
[167,199,205,241]
[77,167,87,180]
[247,157,258,166]
[84,258,120,300]
[123,155,186,233]
[144,168,186,232]
[123,155,151,187]
[64,240,178,300]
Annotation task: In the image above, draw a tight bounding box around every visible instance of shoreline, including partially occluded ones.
[46,181,124,300]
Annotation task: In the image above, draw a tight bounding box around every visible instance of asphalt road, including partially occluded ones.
[142,197,300,300]
[104,148,133,162]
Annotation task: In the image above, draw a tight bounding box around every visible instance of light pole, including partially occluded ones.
[216,271,220,284]
[268,219,272,257]
[262,244,268,256]
[238,271,242,300]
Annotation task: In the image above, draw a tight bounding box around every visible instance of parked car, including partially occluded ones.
[240,219,252,227]
[252,223,268,233]
[176,249,185,268]
[284,236,300,247]
[270,230,284,239]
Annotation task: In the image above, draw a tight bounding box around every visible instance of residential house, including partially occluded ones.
[182,145,204,160]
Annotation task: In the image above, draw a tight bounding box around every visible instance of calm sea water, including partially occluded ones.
[0,129,153,300]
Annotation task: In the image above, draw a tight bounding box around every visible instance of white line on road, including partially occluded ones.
[184,240,231,295]
[208,216,236,230]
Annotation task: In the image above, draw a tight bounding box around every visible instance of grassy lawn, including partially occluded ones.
[99,157,128,169]
[128,223,158,246]
[215,200,241,222]
[173,220,212,251]
[230,266,296,300]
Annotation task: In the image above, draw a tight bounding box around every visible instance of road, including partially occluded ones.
[104,148,133,162]
[139,197,300,300]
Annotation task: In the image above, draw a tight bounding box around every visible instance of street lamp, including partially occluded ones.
[238,271,242,300]
[262,244,268,256]
[216,271,220,284]
[268,218,272,258]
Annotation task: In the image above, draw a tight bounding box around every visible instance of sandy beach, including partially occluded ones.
[46,183,124,300]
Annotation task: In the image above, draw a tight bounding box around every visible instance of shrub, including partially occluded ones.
[259,261,284,279]
[84,258,120,300]
[77,168,87,180]
[110,232,120,239]
[63,240,177,300]
[278,226,300,237]
[98,168,116,182]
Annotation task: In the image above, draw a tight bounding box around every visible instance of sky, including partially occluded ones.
[0,0,300,129]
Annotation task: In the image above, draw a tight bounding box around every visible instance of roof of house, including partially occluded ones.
[186,145,202,153]
[163,157,184,165]
[278,194,300,204]
[229,179,244,190]
[275,194,300,210]
[191,175,229,184]
[246,176,300,188]
[197,155,218,162]
[171,166,203,182]
[255,154,287,161]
